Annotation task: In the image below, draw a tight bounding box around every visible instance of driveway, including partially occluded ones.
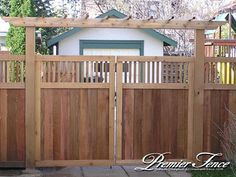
[0,166,192,177]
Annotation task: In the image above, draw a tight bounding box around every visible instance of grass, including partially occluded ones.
[191,168,235,177]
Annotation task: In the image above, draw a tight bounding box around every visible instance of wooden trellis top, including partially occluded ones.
[2,17,225,29]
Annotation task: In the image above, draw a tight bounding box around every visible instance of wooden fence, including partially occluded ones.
[1,51,236,167]
[0,18,233,168]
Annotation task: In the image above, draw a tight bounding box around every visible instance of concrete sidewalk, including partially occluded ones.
[0,166,192,177]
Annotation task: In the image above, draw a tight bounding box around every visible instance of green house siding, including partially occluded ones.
[79,40,144,55]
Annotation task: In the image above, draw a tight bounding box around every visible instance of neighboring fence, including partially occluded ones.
[204,40,236,158]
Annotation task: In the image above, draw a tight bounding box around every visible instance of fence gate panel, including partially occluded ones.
[116,56,192,163]
[35,56,115,167]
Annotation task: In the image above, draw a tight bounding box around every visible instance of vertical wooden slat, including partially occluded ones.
[81,62,84,83]
[170,63,174,83]
[48,62,51,82]
[219,62,222,84]
[147,62,150,83]
[134,61,136,83]
[57,62,60,82]
[62,62,66,82]
[67,61,71,82]
[3,61,5,83]
[105,61,108,83]
[175,63,178,83]
[205,63,209,84]
[129,61,132,83]
[179,63,183,83]
[76,62,80,82]
[229,63,232,84]
[152,62,155,83]
[21,62,24,83]
[184,63,188,83]
[211,63,214,83]
[90,61,93,83]
[116,60,123,160]
[16,62,19,82]
[209,63,211,83]
[139,62,142,83]
[215,63,218,83]
[43,62,46,82]
[52,62,56,82]
[96,89,109,159]
[25,27,36,168]
[124,61,127,83]
[72,62,75,82]
[234,63,236,84]
[6,61,9,82]
[0,90,7,161]
[193,29,205,160]
[100,61,103,83]
[156,62,159,83]
[224,62,227,84]
[143,62,145,83]
[161,62,164,83]
[95,61,98,83]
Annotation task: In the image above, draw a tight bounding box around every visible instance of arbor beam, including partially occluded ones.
[2,17,225,29]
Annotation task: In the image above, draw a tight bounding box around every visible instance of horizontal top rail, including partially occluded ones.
[36,55,114,62]
[0,54,25,61]
[117,56,195,62]
[2,17,225,29]
[205,39,236,43]
[205,57,236,62]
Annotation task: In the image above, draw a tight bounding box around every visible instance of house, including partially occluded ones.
[47,9,177,56]
[0,18,9,51]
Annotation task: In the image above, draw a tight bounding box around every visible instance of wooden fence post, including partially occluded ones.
[35,58,41,162]
[187,61,194,160]
[109,59,115,162]
[25,27,36,168]
[116,59,123,160]
[193,29,205,158]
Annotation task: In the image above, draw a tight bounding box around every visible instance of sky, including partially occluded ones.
[0,0,235,32]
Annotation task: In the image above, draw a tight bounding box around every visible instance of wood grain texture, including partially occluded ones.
[0,90,25,163]
[40,88,110,160]
[122,89,188,159]
[25,27,36,168]
[193,29,205,158]
[3,17,225,29]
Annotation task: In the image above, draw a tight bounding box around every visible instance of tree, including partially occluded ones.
[34,0,53,17]
[6,0,35,54]
[6,0,35,82]
[0,0,11,16]
[33,0,58,54]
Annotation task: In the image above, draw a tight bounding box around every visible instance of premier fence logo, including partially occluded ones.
[134,152,230,171]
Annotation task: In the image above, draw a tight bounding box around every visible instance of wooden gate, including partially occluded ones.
[116,56,193,163]
[35,56,115,167]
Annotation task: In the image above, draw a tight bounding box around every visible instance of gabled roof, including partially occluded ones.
[205,12,236,35]
[48,9,177,47]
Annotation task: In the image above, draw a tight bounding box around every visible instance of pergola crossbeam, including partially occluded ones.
[2,17,225,29]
